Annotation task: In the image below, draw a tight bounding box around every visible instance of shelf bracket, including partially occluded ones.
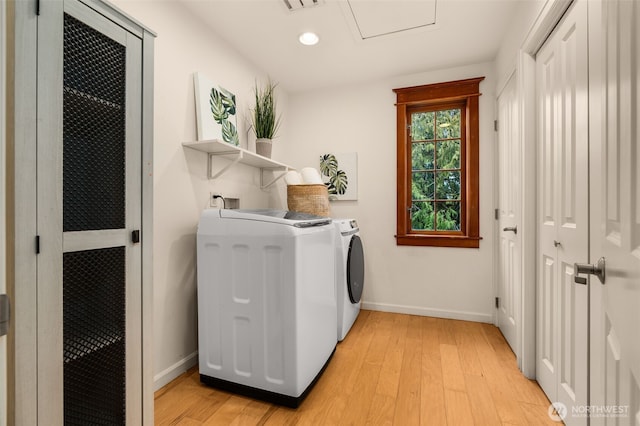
[208,150,244,180]
[261,167,290,189]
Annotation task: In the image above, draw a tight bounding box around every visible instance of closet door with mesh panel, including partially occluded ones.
[37,0,142,423]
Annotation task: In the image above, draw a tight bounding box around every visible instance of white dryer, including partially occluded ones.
[334,219,364,341]
[197,209,337,407]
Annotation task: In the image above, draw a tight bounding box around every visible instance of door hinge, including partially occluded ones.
[495,297,500,309]
[0,295,10,337]
[35,235,40,254]
[36,0,40,15]
[132,230,141,244]
[495,208,499,220]
[494,120,498,131]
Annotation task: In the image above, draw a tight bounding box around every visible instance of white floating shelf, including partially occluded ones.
[182,139,293,189]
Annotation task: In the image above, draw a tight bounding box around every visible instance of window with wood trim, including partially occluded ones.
[394,77,484,248]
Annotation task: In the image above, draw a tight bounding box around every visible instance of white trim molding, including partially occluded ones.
[153,351,198,392]
[516,50,538,379]
[1,0,8,424]
[361,302,493,324]
[522,0,573,56]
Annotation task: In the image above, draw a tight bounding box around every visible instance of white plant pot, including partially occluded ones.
[256,138,273,158]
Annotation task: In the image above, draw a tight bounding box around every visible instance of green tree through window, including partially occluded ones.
[410,108,462,231]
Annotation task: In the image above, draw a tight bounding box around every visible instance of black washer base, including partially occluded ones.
[200,346,336,408]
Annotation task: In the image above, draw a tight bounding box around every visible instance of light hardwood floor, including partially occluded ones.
[154,310,557,425]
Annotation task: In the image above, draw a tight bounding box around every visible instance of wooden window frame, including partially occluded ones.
[394,77,484,248]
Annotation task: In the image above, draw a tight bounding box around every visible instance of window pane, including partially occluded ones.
[436,109,461,139]
[411,112,435,141]
[436,202,461,231]
[436,140,460,169]
[412,142,434,170]
[412,172,434,200]
[435,171,460,200]
[411,202,435,231]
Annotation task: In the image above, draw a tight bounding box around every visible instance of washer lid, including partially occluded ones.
[219,209,332,227]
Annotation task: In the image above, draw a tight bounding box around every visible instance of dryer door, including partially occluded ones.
[347,235,364,303]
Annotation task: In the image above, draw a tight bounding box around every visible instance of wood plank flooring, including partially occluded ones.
[154,311,556,425]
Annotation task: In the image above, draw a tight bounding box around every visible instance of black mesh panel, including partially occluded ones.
[63,13,126,232]
[64,247,126,425]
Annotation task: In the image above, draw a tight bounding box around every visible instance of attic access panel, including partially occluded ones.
[346,0,437,39]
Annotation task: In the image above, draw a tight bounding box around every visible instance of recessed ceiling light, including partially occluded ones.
[299,32,320,46]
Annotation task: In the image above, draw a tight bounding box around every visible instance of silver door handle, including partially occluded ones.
[503,226,517,234]
[574,257,606,285]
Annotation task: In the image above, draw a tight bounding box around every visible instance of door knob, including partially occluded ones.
[554,240,561,247]
[503,226,517,234]
[574,257,606,285]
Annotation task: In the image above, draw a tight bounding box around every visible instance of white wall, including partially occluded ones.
[111,1,288,389]
[495,0,546,87]
[280,62,497,322]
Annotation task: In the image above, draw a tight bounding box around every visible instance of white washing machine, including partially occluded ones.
[334,219,364,341]
[197,209,337,407]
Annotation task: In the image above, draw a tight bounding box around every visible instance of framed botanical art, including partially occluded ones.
[320,152,358,201]
[194,72,239,146]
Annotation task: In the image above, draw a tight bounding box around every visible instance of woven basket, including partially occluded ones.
[287,184,331,217]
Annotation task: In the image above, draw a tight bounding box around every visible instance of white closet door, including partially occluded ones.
[497,73,520,355]
[536,0,589,423]
[589,0,640,424]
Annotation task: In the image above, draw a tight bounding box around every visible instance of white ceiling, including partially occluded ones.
[346,0,436,39]
[179,0,521,93]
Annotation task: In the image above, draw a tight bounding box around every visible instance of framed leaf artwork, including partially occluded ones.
[320,152,358,200]
[194,72,239,146]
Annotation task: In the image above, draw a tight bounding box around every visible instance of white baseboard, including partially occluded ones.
[361,301,493,323]
[153,351,199,391]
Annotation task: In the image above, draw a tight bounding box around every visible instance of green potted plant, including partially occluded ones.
[251,78,281,158]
